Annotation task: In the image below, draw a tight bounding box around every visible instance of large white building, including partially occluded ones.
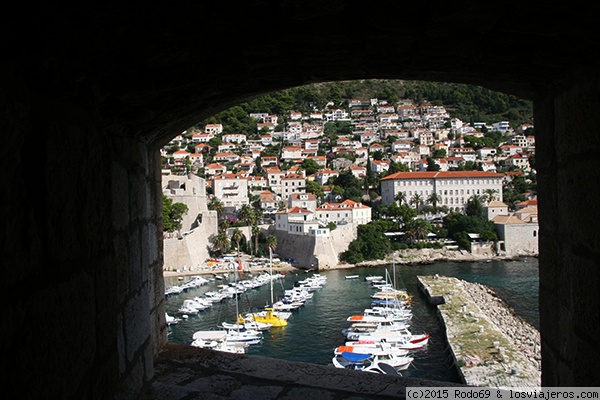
[380,171,504,212]
[211,173,249,210]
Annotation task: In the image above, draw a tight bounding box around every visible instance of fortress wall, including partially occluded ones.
[270,224,358,270]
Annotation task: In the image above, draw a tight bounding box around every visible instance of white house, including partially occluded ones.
[370,159,390,174]
[212,173,249,210]
[281,173,306,201]
[492,206,539,256]
[222,133,246,143]
[204,123,223,135]
[275,207,319,235]
[314,169,339,185]
[281,146,303,161]
[288,192,318,212]
[192,132,214,143]
[315,199,372,226]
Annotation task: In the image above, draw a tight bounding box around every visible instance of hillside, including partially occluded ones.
[199,79,533,132]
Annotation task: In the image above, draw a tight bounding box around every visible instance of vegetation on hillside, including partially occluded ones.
[197,80,533,136]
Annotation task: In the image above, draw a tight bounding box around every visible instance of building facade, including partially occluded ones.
[380,171,504,212]
[212,173,249,210]
[315,199,372,226]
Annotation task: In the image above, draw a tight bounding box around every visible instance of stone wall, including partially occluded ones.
[270,224,357,269]
[2,102,162,399]
[162,174,219,270]
[496,223,539,257]
[536,68,600,386]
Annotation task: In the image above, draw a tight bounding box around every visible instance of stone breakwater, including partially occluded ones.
[459,280,541,371]
[418,275,541,388]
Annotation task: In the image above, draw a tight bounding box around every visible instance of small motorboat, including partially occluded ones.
[331,352,399,375]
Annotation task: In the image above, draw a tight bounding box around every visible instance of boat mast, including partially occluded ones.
[269,246,274,305]
[233,261,240,333]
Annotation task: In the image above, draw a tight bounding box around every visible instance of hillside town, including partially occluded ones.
[161,96,538,271]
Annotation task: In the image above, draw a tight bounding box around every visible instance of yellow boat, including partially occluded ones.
[250,310,288,327]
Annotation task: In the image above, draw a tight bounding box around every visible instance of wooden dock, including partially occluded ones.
[417,275,540,388]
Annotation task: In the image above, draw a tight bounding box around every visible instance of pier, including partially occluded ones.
[417,275,541,388]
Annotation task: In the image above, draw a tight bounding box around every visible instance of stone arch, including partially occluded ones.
[3,3,600,398]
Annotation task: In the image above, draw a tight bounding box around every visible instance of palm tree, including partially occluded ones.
[405,218,432,243]
[218,218,230,232]
[231,228,244,255]
[394,192,406,206]
[411,193,423,212]
[208,196,224,219]
[427,192,442,214]
[238,204,255,226]
[212,232,230,256]
[251,223,261,256]
[265,234,278,305]
[266,234,277,254]
[483,188,498,203]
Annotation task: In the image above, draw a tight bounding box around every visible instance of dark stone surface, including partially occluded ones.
[2,2,600,398]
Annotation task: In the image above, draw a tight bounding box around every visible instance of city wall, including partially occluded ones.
[271,224,357,270]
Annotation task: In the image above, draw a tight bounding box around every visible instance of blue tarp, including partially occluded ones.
[341,352,372,362]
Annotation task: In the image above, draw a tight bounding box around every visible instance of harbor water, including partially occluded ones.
[164,257,539,383]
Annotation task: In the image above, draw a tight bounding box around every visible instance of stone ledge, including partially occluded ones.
[142,344,465,399]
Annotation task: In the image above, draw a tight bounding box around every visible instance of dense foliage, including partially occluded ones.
[197,80,533,135]
[162,195,189,233]
[340,220,395,264]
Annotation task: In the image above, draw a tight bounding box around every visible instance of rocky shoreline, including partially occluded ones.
[331,248,537,270]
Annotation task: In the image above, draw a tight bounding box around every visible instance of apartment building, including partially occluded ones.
[380,171,504,212]
[212,173,249,210]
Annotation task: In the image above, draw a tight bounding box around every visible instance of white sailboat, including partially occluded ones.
[221,266,264,345]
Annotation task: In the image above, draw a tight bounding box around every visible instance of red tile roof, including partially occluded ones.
[381,171,504,181]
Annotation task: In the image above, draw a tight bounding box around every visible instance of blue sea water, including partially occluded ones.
[164,257,539,384]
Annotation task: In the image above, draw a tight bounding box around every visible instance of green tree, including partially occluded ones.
[212,232,230,256]
[426,157,441,171]
[300,158,320,175]
[266,234,278,254]
[394,192,407,206]
[432,148,447,158]
[404,218,433,243]
[251,223,261,255]
[162,195,189,233]
[208,196,224,219]
[306,180,325,200]
[483,188,498,203]
[231,228,244,255]
[341,220,393,263]
[389,161,410,174]
[465,195,484,217]
[411,193,423,211]
[238,204,256,226]
[427,192,442,213]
